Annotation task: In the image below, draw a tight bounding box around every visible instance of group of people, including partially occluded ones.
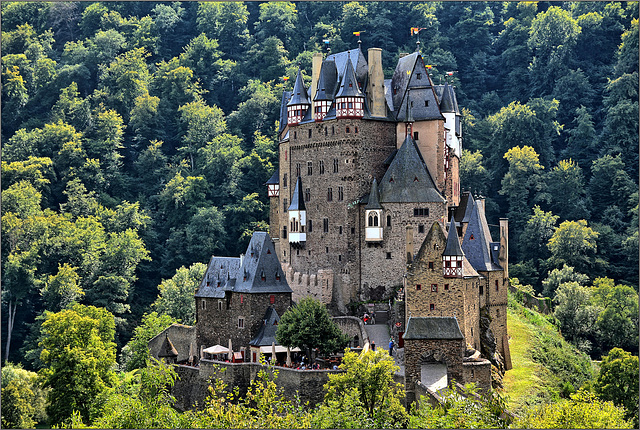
[362,312,376,325]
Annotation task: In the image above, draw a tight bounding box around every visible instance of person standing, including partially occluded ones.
[388,337,394,356]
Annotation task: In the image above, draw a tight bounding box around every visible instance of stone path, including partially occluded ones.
[364,323,405,376]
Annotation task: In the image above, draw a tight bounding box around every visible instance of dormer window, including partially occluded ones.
[261,271,266,281]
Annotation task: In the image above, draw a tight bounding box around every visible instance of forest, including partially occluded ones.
[0,1,638,427]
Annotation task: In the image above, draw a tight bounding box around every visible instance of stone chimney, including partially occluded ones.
[367,48,386,118]
[499,218,508,279]
[311,52,323,109]
[406,225,414,264]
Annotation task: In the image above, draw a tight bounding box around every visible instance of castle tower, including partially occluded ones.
[442,214,463,278]
[334,52,365,119]
[364,178,383,242]
[288,176,306,245]
[313,59,337,121]
[287,69,310,126]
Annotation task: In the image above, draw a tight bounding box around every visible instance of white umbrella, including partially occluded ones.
[286,346,292,367]
[228,339,233,361]
[271,341,277,364]
[203,344,229,355]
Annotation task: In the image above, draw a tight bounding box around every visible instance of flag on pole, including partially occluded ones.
[446,71,454,76]
[283,76,289,81]
[425,65,433,69]
[411,27,426,35]
[353,31,361,36]
[323,39,330,44]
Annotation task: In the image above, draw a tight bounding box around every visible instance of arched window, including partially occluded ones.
[368,213,379,227]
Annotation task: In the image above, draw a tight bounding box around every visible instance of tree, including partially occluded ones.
[594,348,639,427]
[591,278,639,353]
[120,312,178,372]
[553,281,601,353]
[41,263,84,312]
[254,2,298,53]
[177,99,227,170]
[519,206,558,276]
[409,383,509,429]
[153,262,207,325]
[276,297,350,357]
[514,389,631,429]
[319,348,408,428]
[1,362,47,428]
[459,149,491,196]
[546,159,589,221]
[562,106,598,170]
[196,2,250,61]
[588,155,636,224]
[39,304,117,426]
[541,264,589,299]
[547,220,599,273]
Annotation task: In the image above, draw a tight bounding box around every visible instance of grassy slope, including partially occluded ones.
[502,294,596,414]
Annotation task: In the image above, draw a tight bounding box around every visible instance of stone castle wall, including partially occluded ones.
[149,324,196,362]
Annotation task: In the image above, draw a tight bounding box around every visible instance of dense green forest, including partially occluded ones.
[1,0,638,378]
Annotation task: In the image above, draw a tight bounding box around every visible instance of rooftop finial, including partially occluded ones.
[416,39,421,53]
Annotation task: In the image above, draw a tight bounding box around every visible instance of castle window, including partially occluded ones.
[368,213,379,227]
[283,198,288,212]
[307,161,312,175]
[339,226,343,234]
[355,126,359,133]
[201,299,206,310]
[428,262,434,270]
[332,126,335,135]
[296,163,301,177]
[238,317,244,329]
[308,129,312,138]
[410,101,414,108]
[282,226,287,239]
[323,218,329,233]
[285,150,287,161]
[386,252,392,259]
[425,100,429,107]
[496,280,499,291]
[270,294,275,304]
[325,127,328,136]
[333,158,339,173]
[275,272,280,281]
[338,255,342,262]
[387,215,391,227]
[327,188,333,201]
[326,247,329,253]
[338,186,344,201]
[414,208,429,217]
[294,131,297,140]
[430,304,435,311]
[431,284,438,292]
[261,271,266,281]
[480,285,484,295]
[351,227,355,234]
[418,225,425,233]
[444,284,449,291]
[304,188,310,202]
[416,284,422,290]
[414,131,419,140]
[240,294,244,303]
[417,73,422,80]
[217,301,223,311]
[283,174,287,188]
[308,219,312,232]
[319,160,325,174]
[346,126,350,133]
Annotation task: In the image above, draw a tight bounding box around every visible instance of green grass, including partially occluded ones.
[502,294,596,415]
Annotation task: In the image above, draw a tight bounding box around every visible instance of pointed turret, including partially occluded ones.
[441,83,461,158]
[365,178,383,242]
[288,177,306,244]
[335,52,364,119]
[443,214,464,277]
[313,60,338,121]
[287,69,310,126]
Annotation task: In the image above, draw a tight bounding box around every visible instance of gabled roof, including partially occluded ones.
[314,59,338,101]
[335,52,364,98]
[288,176,306,211]
[265,170,278,186]
[326,48,368,86]
[461,199,502,272]
[379,135,445,203]
[231,232,292,294]
[404,316,464,340]
[195,256,241,298]
[249,306,281,347]
[391,53,444,121]
[365,178,382,210]
[287,69,310,106]
[455,192,475,224]
[443,215,464,257]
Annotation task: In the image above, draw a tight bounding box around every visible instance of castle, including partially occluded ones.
[151,44,511,408]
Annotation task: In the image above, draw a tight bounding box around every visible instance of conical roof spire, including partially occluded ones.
[287,69,310,106]
[365,178,382,209]
[335,51,364,98]
[443,214,464,256]
[288,176,306,211]
[314,60,337,101]
[440,82,456,113]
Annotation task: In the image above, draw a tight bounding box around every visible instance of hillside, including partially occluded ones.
[503,293,595,414]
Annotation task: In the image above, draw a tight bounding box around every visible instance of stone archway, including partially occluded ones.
[418,350,449,392]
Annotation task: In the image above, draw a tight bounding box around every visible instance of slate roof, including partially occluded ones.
[455,192,474,224]
[265,170,278,186]
[278,91,291,134]
[379,134,445,203]
[365,178,382,210]
[288,176,306,211]
[335,52,364,98]
[287,69,310,106]
[392,53,444,122]
[231,232,292,294]
[440,83,456,113]
[314,59,338,101]
[195,256,241,298]
[461,199,502,272]
[403,316,464,340]
[249,306,281,347]
[443,215,464,256]
[326,48,368,86]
